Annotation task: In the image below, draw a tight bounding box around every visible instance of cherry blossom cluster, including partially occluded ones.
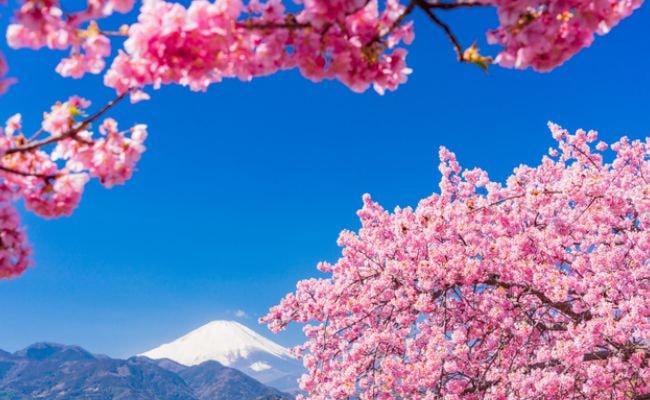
[486,0,644,70]
[0,199,30,280]
[263,124,650,399]
[0,95,146,278]
[6,0,135,78]
[5,0,642,97]
[104,0,414,95]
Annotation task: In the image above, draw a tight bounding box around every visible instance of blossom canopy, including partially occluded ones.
[263,124,650,400]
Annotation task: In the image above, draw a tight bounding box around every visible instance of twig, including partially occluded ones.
[6,92,127,155]
[238,20,311,30]
[381,0,417,36]
[423,1,488,10]
[26,127,45,143]
[416,0,465,61]
[99,30,129,37]
[0,164,57,179]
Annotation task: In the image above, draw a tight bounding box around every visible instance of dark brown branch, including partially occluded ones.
[239,21,311,30]
[462,379,500,395]
[242,1,418,48]
[415,0,464,61]
[583,350,616,361]
[238,15,311,31]
[484,276,593,323]
[534,321,568,332]
[382,0,417,36]
[236,0,483,70]
[0,164,57,179]
[6,92,127,155]
[571,144,600,169]
[423,0,489,9]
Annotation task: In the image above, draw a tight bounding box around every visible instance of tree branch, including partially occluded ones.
[423,0,488,10]
[238,20,311,30]
[382,0,417,36]
[238,12,311,31]
[0,164,57,179]
[6,92,127,155]
[484,277,593,323]
[415,0,465,61]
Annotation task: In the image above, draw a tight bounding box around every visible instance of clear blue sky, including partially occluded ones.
[0,3,648,358]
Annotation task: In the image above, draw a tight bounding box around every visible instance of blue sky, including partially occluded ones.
[0,3,648,358]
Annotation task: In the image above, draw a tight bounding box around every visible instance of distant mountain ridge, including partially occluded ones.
[0,342,292,400]
[141,321,303,393]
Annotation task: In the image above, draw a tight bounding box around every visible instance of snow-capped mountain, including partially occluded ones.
[140,320,303,393]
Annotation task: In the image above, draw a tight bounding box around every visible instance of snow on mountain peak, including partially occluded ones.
[140,320,293,367]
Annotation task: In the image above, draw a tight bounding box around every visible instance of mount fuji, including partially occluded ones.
[140,321,303,393]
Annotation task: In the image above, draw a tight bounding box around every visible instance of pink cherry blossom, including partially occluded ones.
[103,0,413,95]
[0,94,146,276]
[108,0,136,13]
[58,118,147,188]
[6,0,135,80]
[486,0,644,70]
[0,200,31,279]
[263,123,650,400]
[3,0,643,94]
[56,34,112,78]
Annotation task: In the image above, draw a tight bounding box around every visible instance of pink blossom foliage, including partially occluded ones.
[103,0,644,95]
[6,0,134,78]
[0,96,146,277]
[486,0,644,70]
[263,124,650,399]
[104,0,414,95]
[4,0,643,96]
[0,200,31,280]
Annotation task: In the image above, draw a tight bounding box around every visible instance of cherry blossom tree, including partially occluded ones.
[263,124,650,399]
[0,0,643,279]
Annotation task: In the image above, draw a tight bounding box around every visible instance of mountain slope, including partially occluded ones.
[0,343,293,400]
[178,361,291,400]
[140,321,303,392]
[0,343,196,400]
